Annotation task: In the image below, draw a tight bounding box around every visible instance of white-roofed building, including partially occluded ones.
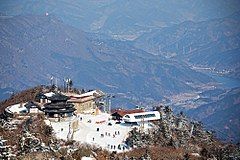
[66,90,105,114]
[35,92,56,104]
[122,111,161,123]
[44,92,55,98]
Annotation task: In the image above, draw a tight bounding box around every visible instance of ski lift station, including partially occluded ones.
[122,111,161,123]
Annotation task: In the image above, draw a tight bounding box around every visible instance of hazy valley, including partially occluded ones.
[0,0,240,147]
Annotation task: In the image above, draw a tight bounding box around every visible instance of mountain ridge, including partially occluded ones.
[134,11,240,78]
[1,0,240,40]
[187,87,240,142]
[0,14,213,106]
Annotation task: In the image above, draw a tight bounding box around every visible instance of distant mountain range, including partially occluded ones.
[0,0,240,40]
[0,1,239,142]
[134,12,240,79]
[0,14,212,106]
[187,87,240,142]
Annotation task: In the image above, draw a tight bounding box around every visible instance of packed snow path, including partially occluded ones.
[49,113,133,152]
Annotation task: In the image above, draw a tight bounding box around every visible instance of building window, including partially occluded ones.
[134,114,156,119]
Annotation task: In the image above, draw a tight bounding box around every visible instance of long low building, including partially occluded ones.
[122,111,160,123]
[111,109,144,120]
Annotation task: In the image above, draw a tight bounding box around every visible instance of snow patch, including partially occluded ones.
[49,113,138,152]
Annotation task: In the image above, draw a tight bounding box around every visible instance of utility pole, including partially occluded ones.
[140,117,145,133]
[50,76,54,86]
[55,78,58,91]
[63,78,66,92]
[105,94,115,114]
[64,78,71,93]
[103,99,106,113]
[108,98,111,114]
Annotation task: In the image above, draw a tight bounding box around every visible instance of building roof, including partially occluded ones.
[24,101,38,109]
[67,90,105,99]
[35,92,56,100]
[67,95,96,103]
[43,99,75,114]
[80,90,105,98]
[48,93,70,102]
[35,93,47,100]
[44,92,55,98]
[44,107,76,114]
[44,102,74,109]
[66,90,105,103]
[111,109,144,117]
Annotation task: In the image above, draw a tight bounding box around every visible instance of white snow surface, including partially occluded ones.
[78,90,100,98]
[44,92,55,98]
[49,113,141,152]
[81,157,95,160]
[6,103,27,114]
